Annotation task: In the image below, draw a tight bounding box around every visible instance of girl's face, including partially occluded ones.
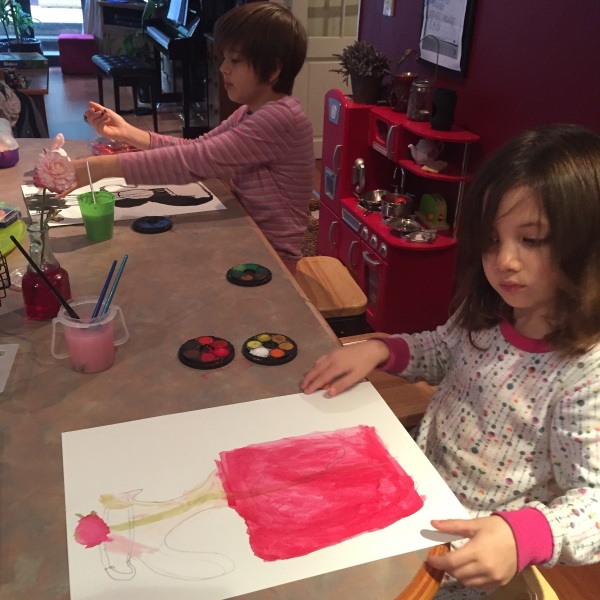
[482,186,559,338]
[220,50,281,112]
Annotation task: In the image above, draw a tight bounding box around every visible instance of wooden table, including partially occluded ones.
[20,67,49,132]
[0,139,445,599]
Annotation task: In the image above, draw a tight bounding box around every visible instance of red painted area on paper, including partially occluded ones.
[216,425,423,561]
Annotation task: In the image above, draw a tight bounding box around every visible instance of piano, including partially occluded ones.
[144,0,242,138]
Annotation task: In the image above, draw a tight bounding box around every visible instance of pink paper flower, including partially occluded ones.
[33,134,75,194]
[74,511,112,548]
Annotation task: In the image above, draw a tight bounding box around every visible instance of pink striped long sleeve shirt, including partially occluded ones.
[118,96,314,264]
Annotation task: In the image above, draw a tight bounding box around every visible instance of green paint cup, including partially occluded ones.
[77,191,115,242]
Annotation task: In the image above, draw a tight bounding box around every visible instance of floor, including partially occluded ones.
[44,67,600,599]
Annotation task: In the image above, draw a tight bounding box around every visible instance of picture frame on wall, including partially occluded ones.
[418,0,477,77]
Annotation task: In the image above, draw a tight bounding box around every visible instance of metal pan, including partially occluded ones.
[384,217,422,233]
[356,189,389,213]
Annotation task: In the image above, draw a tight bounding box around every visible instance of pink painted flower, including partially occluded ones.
[33,133,75,193]
[74,511,112,548]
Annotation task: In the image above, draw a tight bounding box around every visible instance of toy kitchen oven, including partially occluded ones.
[318,89,480,334]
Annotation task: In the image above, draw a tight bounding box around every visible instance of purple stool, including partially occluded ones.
[58,34,98,75]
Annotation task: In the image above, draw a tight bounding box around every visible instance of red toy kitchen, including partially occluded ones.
[318,89,480,335]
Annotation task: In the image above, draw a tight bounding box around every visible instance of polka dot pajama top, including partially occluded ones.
[382,318,600,569]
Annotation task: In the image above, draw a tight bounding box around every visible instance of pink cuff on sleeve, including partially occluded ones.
[494,507,554,572]
[376,336,410,374]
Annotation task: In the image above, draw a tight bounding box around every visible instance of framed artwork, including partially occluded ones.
[418,0,477,77]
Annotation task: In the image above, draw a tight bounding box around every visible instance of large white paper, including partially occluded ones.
[63,382,467,600]
[22,178,226,227]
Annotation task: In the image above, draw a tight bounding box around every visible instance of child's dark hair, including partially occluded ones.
[213,2,307,96]
[452,123,600,356]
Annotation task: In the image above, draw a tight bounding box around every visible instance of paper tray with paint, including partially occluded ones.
[73,425,423,579]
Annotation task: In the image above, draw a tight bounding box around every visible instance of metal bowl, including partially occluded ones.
[402,230,437,243]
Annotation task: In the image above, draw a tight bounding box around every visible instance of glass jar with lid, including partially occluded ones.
[407,79,434,122]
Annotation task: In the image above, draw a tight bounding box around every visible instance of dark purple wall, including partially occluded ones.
[360,1,600,156]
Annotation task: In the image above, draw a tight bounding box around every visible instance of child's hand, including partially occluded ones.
[427,516,518,590]
[85,102,130,142]
[300,339,390,396]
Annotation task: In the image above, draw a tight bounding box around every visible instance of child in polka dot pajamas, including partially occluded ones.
[301,124,600,598]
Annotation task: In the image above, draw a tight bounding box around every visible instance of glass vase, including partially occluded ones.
[21,222,71,320]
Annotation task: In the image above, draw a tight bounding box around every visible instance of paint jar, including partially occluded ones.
[51,296,129,373]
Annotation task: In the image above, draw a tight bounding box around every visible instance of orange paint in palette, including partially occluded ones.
[178,336,235,369]
[242,333,297,366]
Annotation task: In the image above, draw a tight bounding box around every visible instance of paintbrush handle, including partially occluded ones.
[101,254,128,316]
[9,235,80,320]
[92,259,117,319]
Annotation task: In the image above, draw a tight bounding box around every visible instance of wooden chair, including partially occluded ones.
[295,256,368,337]
[395,544,448,599]
[340,333,434,428]
[488,566,559,599]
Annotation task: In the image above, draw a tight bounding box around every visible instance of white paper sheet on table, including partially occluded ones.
[22,178,226,226]
[62,382,467,600]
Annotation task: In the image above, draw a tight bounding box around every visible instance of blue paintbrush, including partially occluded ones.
[92,259,117,319]
[101,255,128,316]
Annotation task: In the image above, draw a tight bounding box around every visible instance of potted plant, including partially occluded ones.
[332,40,391,104]
[0,0,41,53]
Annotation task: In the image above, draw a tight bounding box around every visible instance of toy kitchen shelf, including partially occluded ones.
[368,106,480,233]
[318,89,480,334]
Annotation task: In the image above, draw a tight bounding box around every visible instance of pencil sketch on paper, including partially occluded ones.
[73,425,424,581]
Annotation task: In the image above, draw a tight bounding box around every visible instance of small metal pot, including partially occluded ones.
[381,192,413,220]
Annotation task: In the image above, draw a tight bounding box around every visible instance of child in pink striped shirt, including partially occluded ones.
[67,3,314,272]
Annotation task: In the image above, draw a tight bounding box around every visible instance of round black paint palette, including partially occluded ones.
[242,333,297,366]
[178,336,235,370]
[132,216,173,234]
[226,263,272,287]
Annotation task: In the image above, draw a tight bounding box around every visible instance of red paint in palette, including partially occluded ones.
[178,336,235,369]
[216,425,423,561]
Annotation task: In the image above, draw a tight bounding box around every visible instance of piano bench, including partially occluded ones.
[91,54,159,133]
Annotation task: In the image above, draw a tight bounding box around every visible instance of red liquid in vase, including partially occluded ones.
[22,264,71,320]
